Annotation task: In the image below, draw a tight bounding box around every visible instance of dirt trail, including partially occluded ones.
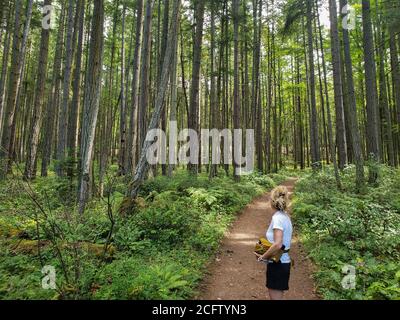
[196,178,319,300]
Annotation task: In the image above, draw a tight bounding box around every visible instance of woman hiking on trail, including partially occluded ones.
[254,186,293,300]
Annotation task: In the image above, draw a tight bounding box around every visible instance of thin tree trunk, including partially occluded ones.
[340,0,365,190]
[78,0,104,213]
[209,1,218,178]
[295,54,304,169]
[252,0,263,172]
[188,0,205,176]
[315,4,329,165]
[67,0,85,178]
[0,2,13,138]
[362,0,380,183]
[129,0,180,199]
[233,0,240,180]
[126,0,144,174]
[118,3,127,175]
[160,0,169,176]
[306,0,320,169]
[41,3,66,177]
[328,0,347,170]
[137,0,153,161]
[376,13,394,166]
[388,18,400,166]
[56,0,75,177]
[24,0,52,180]
[0,0,32,177]
[168,11,179,178]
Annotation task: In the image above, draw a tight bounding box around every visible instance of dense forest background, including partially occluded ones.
[0,0,399,300]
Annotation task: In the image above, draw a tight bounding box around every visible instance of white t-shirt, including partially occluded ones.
[266,210,293,263]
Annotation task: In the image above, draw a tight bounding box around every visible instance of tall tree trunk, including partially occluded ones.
[209,1,218,178]
[233,0,240,180]
[168,16,179,178]
[0,0,32,177]
[340,0,365,190]
[67,0,85,178]
[362,0,380,184]
[41,3,66,176]
[126,0,144,174]
[137,0,153,161]
[328,0,347,170]
[118,3,127,175]
[315,4,329,165]
[252,0,262,172]
[129,0,180,199]
[295,54,304,169]
[0,2,13,138]
[160,0,169,176]
[188,0,205,175]
[387,14,400,166]
[376,9,394,167]
[306,0,320,169]
[78,0,104,213]
[56,0,74,177]
[24,0,52,180]
[99,1,119,196]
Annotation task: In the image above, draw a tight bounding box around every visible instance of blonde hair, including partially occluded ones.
[271,186,289,211]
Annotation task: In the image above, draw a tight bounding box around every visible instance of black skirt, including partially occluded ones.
[266,261,291,291]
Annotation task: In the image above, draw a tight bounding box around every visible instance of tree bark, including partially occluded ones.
[126,0,144,174]
[328,0,347,170]
[160,0,169,176]
[188,0,205,176]
[56,0,75,177]
[252,0,262,172]
[362,0,380,183]
[387,17,400,166]
[118,3,127,175]
[339,0,365,190]
[78,0,104,213]
[129,0,180,199]
[233,0,241,180]
[168,10,179,177]
[67,0,85,178]
[24,0,52,180]
[209,1,218,178]
[41,3,66,176]
[0,2,12,139]
[306,0,320,169]
[376,9,394,167]
[137,0,153,160]
[0,0,32,177]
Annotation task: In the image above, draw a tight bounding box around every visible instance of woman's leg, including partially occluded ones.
[268,289,284,300]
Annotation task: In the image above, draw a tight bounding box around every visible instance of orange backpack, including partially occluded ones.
[254,237,290,263]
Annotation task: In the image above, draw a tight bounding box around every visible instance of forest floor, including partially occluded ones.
[196,178,319,300]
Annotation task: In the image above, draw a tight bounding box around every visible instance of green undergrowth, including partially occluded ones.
[0,167,290,299]
[293,165,400,300]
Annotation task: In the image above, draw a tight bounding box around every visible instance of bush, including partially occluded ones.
[0,167,289,299]
[293,165,400,300]
[93,253,200,300]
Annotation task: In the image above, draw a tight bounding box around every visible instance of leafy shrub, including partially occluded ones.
[93,255,196,300]
[0,167,288,299]
[293,165,400,300]
[244,173,276,189]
